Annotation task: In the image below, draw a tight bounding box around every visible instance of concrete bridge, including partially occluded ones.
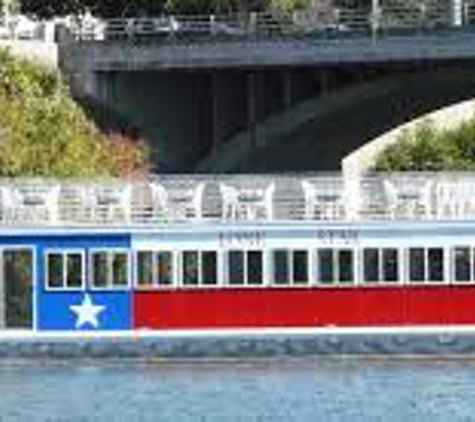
[59,3,475,172]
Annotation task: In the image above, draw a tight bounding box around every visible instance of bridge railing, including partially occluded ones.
[70,4,473,42]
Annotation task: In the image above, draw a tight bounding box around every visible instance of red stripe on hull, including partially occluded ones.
[134,286,475,329]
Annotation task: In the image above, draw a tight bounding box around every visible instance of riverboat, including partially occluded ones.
[1,173,475,333]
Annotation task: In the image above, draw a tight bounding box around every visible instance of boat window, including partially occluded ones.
[227,250,264,286]
[46,251,84,290]
[112,252,128,287]
[363,248,399,284]
[137,251,154,287]
[136,251,174,288]
[66,253,83,288]
[454,247,471,282]
[228,250,244,286]
[92,252,108,288]
[157,251,173,286]
[248,251,263,286]
[182,251,199,286]
[317,249,354,285]
[408,247,445,283]
[273,250,289,285]
[180,250,218,287]
[383,248,399,282]
[363,248,379,283]
[428,248,444,282]
[293,250,309,285]
[201,251,217,286]
[272,249,309,286]
[338,250,354,284]
[317,249,334,284]
[47,253,63,289]
[472,248,475,282]
[91,250,129,289]
[409,248,425,282]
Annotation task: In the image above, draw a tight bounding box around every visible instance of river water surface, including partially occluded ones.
[0,358,475,421]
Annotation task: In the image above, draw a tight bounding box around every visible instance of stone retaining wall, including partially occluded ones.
[2,331,475,359]
[0,40,58,68]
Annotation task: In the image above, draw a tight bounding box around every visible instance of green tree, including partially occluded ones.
[163,0,271,15]
[373,119,475,172]
[20,0,167,19]
[21,0,279,17]
[270,0,312,13]
[1,0,20,17]
[0,49,149,178]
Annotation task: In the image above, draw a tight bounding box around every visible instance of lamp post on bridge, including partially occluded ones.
[452,0,463,26]
[370,0,381,42]
[1,0,12,34]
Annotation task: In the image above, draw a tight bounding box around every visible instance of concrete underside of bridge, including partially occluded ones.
[80,63,475,173]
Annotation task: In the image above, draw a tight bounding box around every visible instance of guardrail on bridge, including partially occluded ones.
[69,3,475,42]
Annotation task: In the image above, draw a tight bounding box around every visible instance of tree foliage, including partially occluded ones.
[20,0,305,17]
[0,49,149,178]
[373,119,475,172]
[20,0,168,19]
[270,0,312,13]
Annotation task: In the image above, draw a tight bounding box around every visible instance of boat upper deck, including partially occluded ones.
[0,173,473,227]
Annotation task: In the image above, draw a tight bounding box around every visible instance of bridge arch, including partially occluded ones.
[198,66,475,173]
[343,98,475,179]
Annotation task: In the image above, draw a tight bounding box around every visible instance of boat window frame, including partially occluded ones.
[179,249,220,288]
[270,249,310,287]
[225,249,265,288]
[135,250,154,289]
[315,247,356,287]
[452,245,475,285]
[134,249,176,290]
[361,247,400,285]
[406,246,446,284]
[89,248,131,291]
[44,249,86,292]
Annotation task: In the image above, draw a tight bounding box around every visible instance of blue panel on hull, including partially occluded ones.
[27,233,133,331]
[38,291,132,331]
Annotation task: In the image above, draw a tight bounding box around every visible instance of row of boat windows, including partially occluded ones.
[45,246,475,290]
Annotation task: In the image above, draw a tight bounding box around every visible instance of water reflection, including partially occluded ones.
[0,358,475,421]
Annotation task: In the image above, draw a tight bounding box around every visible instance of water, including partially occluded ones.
[0,358,475,421]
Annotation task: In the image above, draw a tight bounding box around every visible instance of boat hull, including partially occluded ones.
[135,286,475,329]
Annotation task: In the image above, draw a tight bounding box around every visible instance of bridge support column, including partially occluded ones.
[247,72,258,147]
[211,73,219,153]
[283,71,292,108]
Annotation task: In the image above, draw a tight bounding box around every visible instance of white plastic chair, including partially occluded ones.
[150,182,169,221]
[219,183,240,220]
[384,179,433,219]
[92,183,133,223]
[238,182,275,220]
[219,182,274,221]
[301,179,344,220]
[6,183,61,224]
[167,182,205,221]
[434,180,475,219]
[0,186,19,222]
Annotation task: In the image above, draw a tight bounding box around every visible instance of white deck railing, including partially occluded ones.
[0,173,473,226]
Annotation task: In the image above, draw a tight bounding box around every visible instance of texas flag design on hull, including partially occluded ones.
[38,291,132,330]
